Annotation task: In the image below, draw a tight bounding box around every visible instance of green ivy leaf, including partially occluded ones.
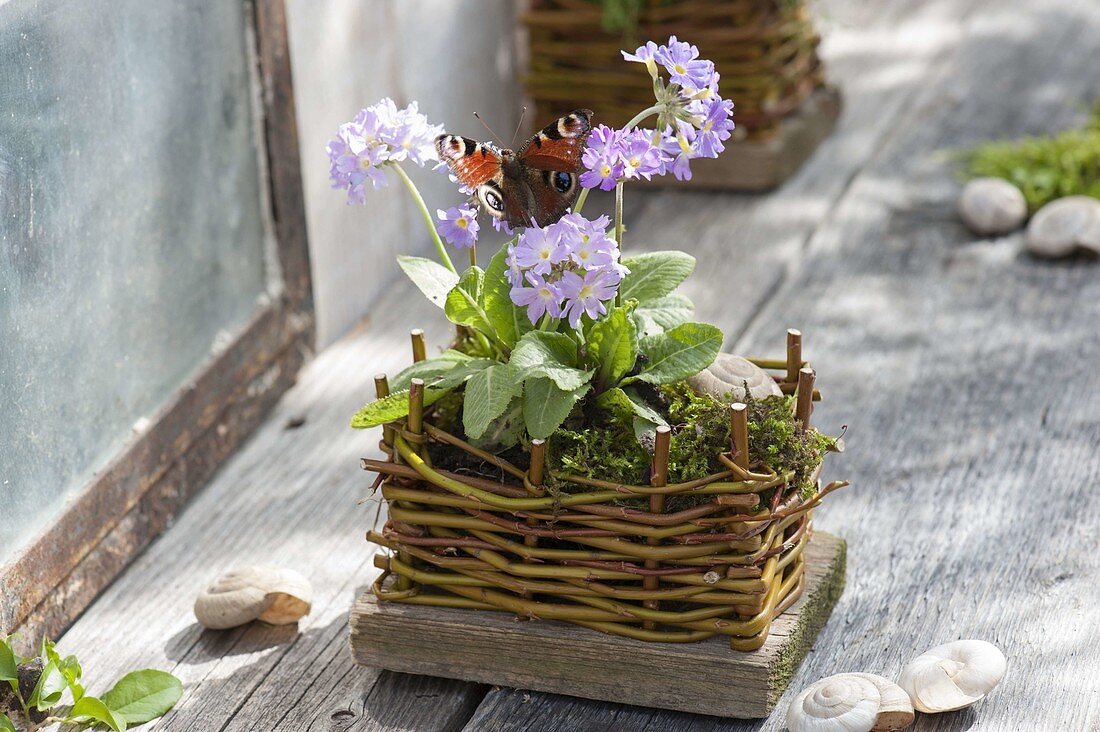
[389,351,494,392]
[509,332,590,391]
[350,388,449,429]
[633,293,694,337]
[29,659,67,711]
[102,669,182,725]
[444,267,497,342]
[483,244,533,349]
[619,251,695,304]
[0,712,16,732]
[397,255,460,309]
[0,638,17,685]
[585,307,638,387]
[71,694,127,732]
[462,364,522,439]
[523,378,590,439]
[627,322,722,386]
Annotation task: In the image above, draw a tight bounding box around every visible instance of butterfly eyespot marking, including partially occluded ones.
[553,171,573,193]
[478,184,505,214]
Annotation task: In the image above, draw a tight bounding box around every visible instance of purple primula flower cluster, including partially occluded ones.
[507,214,628,328]
[436,205,480,249]
[581,36,735,187]
[326,98,443,204]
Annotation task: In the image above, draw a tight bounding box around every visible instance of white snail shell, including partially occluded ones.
[958,178,1027,236]
[194,565,313,630]
[687,353,782,403]
[897,639,1006,713]
[848,673,914,731]
[787,673,881,732]
[1026,196,1100,258]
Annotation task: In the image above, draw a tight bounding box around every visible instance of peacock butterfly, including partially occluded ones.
[435,109,594,229]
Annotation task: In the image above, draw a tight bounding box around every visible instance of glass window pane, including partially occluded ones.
[0,0,269,562]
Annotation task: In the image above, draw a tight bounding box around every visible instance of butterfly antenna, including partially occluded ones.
[510,106,527,148]
[473,112,505,148]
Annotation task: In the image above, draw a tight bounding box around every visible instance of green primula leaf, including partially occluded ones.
[509,332,590,391]
[627,322,723,386]
[389,351,495,392]
[350,388,449,429]
[597,387,668,426]
[0,712,16,732]
[71,695,127,732]
[444,267,497,339]
[634,293,695,337]
[483,244,533,349]
[397,255,460,309]
[40,638,83,702]
[585,307,638,387]
[462,364,523,440]
[102,669,183,725]
[0,638,16,685]
[29,659,67,711]
[619,251,695,304]
[523,378,590,439]
[471,398,525,449]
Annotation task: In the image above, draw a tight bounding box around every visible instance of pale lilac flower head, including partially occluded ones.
[656,36,716,94]
[510,272,564,324]
[491,217,514,235]
[580,125,624,191]
[692,96,735,158]
[618,129,665,181]
[326,97,443,203]
[436,205,479,249]
[622,40,661,80]
[506,215,625,328]
[659,123,698,181]
[559,269,620,328]
[512,223,567,276]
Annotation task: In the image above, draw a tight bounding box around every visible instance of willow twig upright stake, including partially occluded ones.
[411,329,427,363]
[796,367,816,431]
[374,374,393,456]
[730,403,749,470]
[643,426,672,629]
[787,328,802,384]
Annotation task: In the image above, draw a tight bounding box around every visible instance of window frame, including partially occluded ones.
[0,0,313,643]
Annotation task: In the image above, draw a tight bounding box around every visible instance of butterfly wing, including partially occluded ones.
[517,109,594,171]
[436,135,504,189]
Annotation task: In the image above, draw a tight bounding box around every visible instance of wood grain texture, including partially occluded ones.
[352,534,845,720]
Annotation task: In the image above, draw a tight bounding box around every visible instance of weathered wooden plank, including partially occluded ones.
[351,534,845,720]
[51,289,489,730]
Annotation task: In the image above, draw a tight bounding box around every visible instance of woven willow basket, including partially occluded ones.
[364,329,846,652]
[522,0,827,139]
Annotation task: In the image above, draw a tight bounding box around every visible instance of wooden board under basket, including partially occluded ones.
[350,532,845,719]
[652,85,842,192]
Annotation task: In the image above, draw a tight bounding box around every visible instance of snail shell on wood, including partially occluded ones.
[897,639,1006,713]
[958,177,1027,236]
[1026,195,1100,258]
[194,565,313,630]
[849,673,914,731]
[787,673,881,732]
[687,353,782,403]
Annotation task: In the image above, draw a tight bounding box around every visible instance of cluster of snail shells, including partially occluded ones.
[958,178,1100,258]
[787,640,1006,732]
[193,565,313,630]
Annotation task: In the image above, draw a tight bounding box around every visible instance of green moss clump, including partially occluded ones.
[965,105,1100,212]
[545,382,835,508]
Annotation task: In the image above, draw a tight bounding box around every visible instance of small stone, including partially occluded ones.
[688,353,782,403]
[1026,195,1100,258]
[958,177,1028,236]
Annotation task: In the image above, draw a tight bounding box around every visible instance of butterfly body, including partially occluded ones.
[436,109,594,228]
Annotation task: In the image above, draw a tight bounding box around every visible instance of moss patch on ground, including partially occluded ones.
[965,104,1100,212]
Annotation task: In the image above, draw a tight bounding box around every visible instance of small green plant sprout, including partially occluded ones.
[337,38,735,446]
[0,636,181,732]
[965,103,1100,212]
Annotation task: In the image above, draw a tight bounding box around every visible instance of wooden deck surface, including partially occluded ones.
[55,0,1100,729]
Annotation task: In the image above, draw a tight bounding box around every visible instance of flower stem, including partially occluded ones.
[572,188,590,215]
[614,182,625,246]
[392,163,457,274]
[468,244,477,268]
[625,104,662,131]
